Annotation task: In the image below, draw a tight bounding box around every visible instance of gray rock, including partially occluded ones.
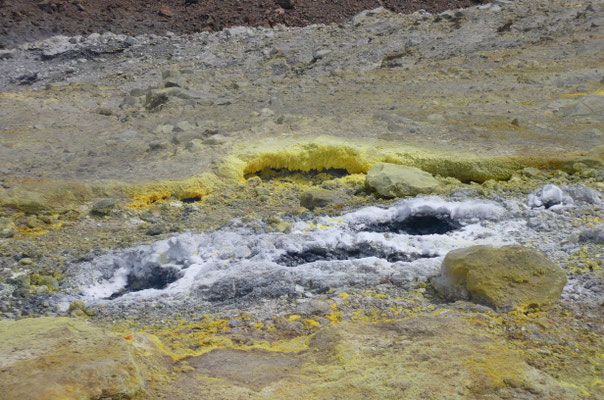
[228,319,245,328]
[146,223,167,236]
[154,124,174,135]
[144,90,170,111]
[39,35,77,59]
[144,87,197,111]
[203,134,227,145]
[97,107,114,116]
[162,70,180,79]
[300,189,343,210]
[17,72,39,85]
[120,95,138,108]
[579,224,604,244]
[352,7,390,25]
[381,52,410,68]
[562,185,601,204]
[213,97,232,106]
[174,121,194,132]
[313,49,332,60]
[260,108,275,117]
[163,78,185,88]
[0,50,15,60]
[124,37,140,46]
[91,199,117,216]
[295,299,332,316]
[561,95,604,118]
[185,139,204,152]
[274,317,304,335]
[129,88,146,97]
[149,141,166,151]
[528,184,573,208]
[591,17,604,28]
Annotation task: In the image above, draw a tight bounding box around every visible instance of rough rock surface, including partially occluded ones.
[434,245,568,311]
[580,224,604,244]
[366,162,439,197]
[157,312,580,399]
[0,317,143,400]
[300,188,343,210]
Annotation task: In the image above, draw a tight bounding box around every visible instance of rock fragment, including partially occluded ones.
[158,6,173,18]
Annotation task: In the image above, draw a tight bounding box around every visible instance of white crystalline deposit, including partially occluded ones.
[71,197,520,303]
[342,196,506,226]
[528,184,573,209]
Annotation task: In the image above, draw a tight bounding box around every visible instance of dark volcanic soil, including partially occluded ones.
[0,0,485,48]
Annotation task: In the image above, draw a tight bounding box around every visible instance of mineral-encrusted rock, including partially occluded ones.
[366,162,438,197]
[173,313,579,398]
[0,217,17,238]
[90,198,117,216]
[433,245,567,311]
[528,184,574,208]
[300,188,343,210]
[0,317,143,399]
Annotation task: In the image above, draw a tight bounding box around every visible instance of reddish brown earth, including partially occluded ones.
[0,0,485,47]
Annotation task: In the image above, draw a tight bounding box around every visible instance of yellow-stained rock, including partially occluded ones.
[0,317,143,400]
[155,312,578,399]
[366,162,439,197]
[433,245,567,311]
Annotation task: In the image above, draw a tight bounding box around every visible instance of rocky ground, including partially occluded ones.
[1,0,604,398]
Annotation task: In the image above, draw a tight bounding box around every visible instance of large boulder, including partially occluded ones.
[433,245,567,311]
[0,317,143,400]
[366,162,438,197]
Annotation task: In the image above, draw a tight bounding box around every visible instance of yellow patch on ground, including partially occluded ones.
[561,90,604,98]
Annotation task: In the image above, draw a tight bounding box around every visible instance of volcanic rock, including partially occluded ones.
[0,317,143,399]
[366,162,438,198]
[433,245,567,311]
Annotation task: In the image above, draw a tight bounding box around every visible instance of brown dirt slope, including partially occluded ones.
[0,0,484,47]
